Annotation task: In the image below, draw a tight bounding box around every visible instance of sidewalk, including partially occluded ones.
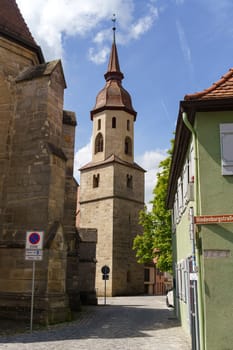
[0,296,191,350]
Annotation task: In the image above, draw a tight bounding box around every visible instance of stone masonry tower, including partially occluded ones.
[79,25,145,296]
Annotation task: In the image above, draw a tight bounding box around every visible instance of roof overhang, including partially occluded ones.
[0,29,44,64]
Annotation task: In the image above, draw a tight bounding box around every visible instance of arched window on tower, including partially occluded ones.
[95,133,104,153]
[125,137,132,156]
[112,116,116,128]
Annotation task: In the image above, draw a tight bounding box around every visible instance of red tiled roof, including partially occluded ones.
[0,0,37,46]
[185,68,233,100]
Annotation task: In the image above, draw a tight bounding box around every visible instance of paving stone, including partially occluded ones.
[0,296,191,350]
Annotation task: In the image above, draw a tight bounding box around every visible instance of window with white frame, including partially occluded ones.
[177,176,184,216]
[176,259,189,303]
[220,123,233,175]
[183,159,189,203]
[172,144,195,228]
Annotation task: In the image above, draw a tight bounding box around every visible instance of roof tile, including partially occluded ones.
[185,68,233,100]
[0,0,37,46]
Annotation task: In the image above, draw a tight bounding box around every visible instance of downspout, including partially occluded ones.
[182,112,205,350]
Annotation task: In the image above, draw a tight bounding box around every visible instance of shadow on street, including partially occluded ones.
[0,298,179,344]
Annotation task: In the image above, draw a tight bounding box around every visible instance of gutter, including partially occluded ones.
[182,112,205,350]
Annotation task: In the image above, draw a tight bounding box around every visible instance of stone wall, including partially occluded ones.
[0,36,81,323]
[78,228,97,305]
[0,37,40,239]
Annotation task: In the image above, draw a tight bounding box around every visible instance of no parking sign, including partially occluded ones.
[26,231,44,250]
[25,231,44,260]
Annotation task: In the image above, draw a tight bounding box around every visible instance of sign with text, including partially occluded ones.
[194,214,233,225]
[25,249,43,261]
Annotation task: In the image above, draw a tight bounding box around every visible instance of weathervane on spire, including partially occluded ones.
[112,13,116,43]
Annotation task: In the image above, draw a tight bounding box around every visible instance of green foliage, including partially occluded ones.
[133,142,173,273]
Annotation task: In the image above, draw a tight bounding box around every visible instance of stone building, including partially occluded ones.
[0,0,96,323]
[79,28,145,296]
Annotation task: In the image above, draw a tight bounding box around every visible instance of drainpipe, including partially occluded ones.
[182,112,205,350]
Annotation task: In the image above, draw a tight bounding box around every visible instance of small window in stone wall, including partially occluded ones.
[112,116,116,128]
[127,119,130,131]
[93,174,100,188]
[125,137,132,155]
[97,119,101,130]
[127,174,133,188]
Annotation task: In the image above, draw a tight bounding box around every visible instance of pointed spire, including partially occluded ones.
[104,15,124,82]
[91,15,137,120]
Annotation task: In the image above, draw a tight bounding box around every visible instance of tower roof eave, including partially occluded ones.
[90,105,137,120]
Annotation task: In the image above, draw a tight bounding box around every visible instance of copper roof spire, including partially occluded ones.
[104,15,124,82]
[91,15,137,120]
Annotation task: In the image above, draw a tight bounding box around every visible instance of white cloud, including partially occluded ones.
[129,5,158,40]
[73,138,92,183]
[16,0,158,62]
[176,20,192,65]
[88,46,110,65]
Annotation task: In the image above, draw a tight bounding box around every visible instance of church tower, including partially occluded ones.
[79,23,145,296]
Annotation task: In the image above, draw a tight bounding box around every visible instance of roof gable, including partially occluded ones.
[16,60,66,87]
[0,0,44,63]
[0,0,35,45]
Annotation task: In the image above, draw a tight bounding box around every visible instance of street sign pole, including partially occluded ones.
[101,265,110,306]
[25,231,44,332]
[104,277,107,305]
[30,260,35,333]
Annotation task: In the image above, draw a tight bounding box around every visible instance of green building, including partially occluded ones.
[167,68,233,350]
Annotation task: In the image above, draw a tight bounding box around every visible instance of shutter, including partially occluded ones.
[220,123,233,175]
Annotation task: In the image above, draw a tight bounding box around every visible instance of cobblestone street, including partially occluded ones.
[0,296,191,350]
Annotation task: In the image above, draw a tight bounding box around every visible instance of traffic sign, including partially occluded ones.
[101,265,110,275]
[25,249,43,261]
[26,231,44,250]
[102,274,109,280]
[101,265,110,305]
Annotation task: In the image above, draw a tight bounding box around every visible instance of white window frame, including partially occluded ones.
[220,123,233,175]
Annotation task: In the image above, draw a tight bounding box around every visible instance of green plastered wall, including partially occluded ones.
[195,111,233,350]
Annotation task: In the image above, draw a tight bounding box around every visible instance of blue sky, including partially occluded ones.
[17,0,233,205]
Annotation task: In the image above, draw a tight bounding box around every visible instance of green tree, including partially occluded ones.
[133,144,173,273]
